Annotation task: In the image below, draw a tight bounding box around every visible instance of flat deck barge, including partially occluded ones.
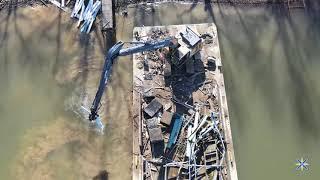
[132,23,238,180]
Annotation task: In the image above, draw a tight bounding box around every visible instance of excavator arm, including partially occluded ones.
[89,37,176,122]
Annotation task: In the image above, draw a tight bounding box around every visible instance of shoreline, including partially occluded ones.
[117,0,292,11]
[0,0,293,12]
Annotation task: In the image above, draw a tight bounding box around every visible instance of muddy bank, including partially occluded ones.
[115,0,290,10]
[0,0,300,12]
[0,0,76,11]
[0,0,43,11]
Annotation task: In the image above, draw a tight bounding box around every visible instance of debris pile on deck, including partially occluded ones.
[133,24,238,180]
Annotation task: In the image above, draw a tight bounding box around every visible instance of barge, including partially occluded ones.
[132,23,238,180]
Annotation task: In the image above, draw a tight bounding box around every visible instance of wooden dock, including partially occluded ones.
[101,0,114,30]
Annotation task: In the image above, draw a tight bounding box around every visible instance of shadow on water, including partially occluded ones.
[305,0,320,40]
[93,170,109,180]
[271,5,320,140]
[217,2,320,143]
[217,3,261,133]
[0,5,12,86]
[133,4,146,26]
[150,4,161,26]
[12,2,31,66]
[79,32,91,88]
[189,0,199,12]
[0,3,12,49]
[270,6,316,140]
[94,27,107,53]
[204,0,216,22]
[11,1,52,70]
[52,9,62,76]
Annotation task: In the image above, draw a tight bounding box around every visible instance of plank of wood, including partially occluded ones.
[101,0,113,29]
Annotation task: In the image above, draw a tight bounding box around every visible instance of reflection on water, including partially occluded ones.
[0,2,319,180]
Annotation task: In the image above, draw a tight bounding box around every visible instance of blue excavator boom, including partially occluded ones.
[89,37,176,123]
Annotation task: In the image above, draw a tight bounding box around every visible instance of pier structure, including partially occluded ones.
[48,0,114,33]
[101,0,114,30]
[48,0,68,11]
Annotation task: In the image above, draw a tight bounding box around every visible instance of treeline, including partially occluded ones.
[114,0,289,6]
[114,0,290,10]
[0,0,290,12]
[0,0,44,10]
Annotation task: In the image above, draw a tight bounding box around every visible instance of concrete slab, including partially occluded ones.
[160,111,173,126]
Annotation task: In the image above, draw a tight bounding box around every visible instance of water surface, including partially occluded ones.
[0,3,319,180]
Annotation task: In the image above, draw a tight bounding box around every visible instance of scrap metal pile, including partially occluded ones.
[134,27,229,179]
[46,0,101,33]
[71,0,101,33]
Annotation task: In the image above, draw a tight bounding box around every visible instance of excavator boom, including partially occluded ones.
[89,37,176,123]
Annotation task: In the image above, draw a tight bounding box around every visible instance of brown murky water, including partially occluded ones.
[0,2,319,180]
[0,6,130,180]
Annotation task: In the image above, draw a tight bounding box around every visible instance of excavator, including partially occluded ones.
[86,37,177,132]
